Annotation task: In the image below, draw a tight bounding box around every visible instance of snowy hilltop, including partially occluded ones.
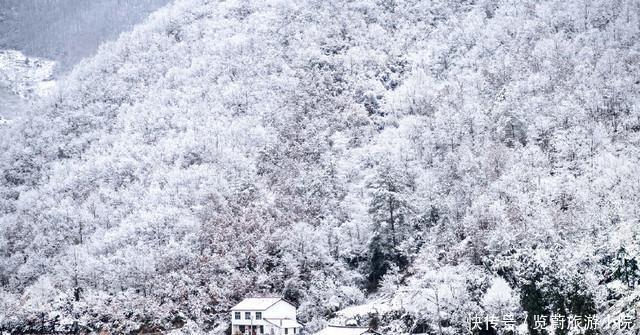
[0,50,56,97]
[0,49,56,122]
[0,0,639,334]
[0,0,171,72]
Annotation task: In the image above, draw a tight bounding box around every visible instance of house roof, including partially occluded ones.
[264,319,303,328]
[313,326,378,335]
[230,297,284,311]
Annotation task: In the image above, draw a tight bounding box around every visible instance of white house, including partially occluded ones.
[230,297,303,335]
[313,326,379,335]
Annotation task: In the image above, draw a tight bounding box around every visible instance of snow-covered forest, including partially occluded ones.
[1,0,640,334]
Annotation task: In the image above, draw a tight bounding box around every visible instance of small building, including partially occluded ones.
[313,325,379,335]
[230,297,303,335]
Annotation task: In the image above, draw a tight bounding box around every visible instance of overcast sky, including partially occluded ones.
[0,0,170,73]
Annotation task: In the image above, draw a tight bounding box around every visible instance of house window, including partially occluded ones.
[284,328,289,335]
[293,328,297,334]
[245,312,251,319]
[234,312,241,320]
[259,326,264,334]
[255,312,262,320]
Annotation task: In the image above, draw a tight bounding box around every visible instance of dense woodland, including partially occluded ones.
[1,0,640,334]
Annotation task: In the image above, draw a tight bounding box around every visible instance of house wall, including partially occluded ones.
[263,300,296,320]
[231,323,272,335]
[230,311,270,326]
[266,325,277,335]
[231,300,298,334]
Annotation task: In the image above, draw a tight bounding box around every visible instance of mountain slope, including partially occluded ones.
[1,0,640,334]
[0,0,171,72]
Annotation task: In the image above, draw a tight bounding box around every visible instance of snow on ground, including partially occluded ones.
[337,299,397,319]
[0,49,56,122]
[0,49,56,97]
[327,297,403,329]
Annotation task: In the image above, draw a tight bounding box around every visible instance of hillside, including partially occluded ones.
[1,0,640,334]
[0,50,56,136]
[0,0,170,72]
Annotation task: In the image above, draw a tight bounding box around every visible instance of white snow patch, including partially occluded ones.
[0,49,57,121]
[0,49,57,98]
[482,277,519,314]
[336,298,398,319]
